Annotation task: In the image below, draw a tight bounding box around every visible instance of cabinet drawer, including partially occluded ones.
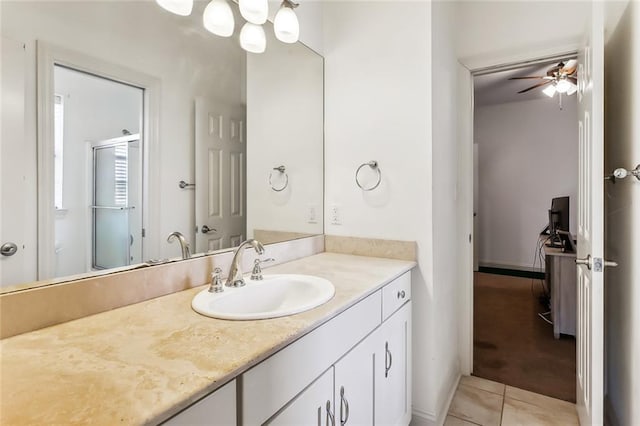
[382,271,411,320]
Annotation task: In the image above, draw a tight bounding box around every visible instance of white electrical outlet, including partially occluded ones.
[307,204,318,224]
[330,204,341,225]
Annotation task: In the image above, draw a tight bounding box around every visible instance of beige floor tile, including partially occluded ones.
[448,384,503,426]
[444,414,481,425]
[460,375,505,396]
[505,386,577,415]
[502,397,579,426]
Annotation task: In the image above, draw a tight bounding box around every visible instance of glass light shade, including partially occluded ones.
[155,0,193,16]
[556,79,571,93]
[203,0,235,37]
[240,22,266,53]
[566,82,578,96]
[274,5,299,43]
[239,0,268,24]
[543,84,557,97]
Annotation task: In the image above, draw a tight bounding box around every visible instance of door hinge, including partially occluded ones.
[142,228,146,238]
[469,234,472,243]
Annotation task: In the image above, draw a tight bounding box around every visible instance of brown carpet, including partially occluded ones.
[473,272,576,402]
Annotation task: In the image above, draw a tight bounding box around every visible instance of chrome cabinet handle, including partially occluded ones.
[326,400,335,426]
[397,290,406,299]
[1,242,18,257]
[339,386,350,425]
[385,341,393,378]
[201,225,216,234]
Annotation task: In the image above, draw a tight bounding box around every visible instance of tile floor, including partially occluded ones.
[445,376,579,426]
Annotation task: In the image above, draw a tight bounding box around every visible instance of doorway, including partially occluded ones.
[469,55,579,402]
[52,65,144,277]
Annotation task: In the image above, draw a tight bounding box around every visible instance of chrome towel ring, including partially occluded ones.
[269,165,289,192]
[355,161,381,191]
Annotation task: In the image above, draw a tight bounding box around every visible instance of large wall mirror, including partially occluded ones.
[0,0,324,292]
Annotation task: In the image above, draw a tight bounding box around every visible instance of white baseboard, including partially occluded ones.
[410,373,461,426]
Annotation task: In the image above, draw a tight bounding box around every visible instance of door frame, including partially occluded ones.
[457,45,581,376]
[36,41,161,279]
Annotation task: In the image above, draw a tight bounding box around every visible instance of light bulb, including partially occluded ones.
[239,0,268,24]
[556,79,571,94]
[203,0,235,37]
[155,0,193,16]
[240,22,266,53]
[274,4,299,43]
[543,85,556,97]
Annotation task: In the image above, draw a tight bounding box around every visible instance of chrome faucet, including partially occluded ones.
[167,231,191,260]
[226,239,265,287]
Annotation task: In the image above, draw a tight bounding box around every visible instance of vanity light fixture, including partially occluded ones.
[240,22,267,53]
[155,0,193,16]
[239,0,269,25]
[203,0,235,37]
[274,0,300,44]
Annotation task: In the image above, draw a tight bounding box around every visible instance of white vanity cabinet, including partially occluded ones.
[267,368,335,426]
[164,379,236,425]
[334,333,376,425]
[375,303,412,426]
[243,271,412,426]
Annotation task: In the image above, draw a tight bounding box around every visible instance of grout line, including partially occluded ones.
[500,394,505,426]
[447,413,483,426]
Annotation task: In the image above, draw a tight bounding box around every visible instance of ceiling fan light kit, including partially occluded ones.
[510,59,578,101]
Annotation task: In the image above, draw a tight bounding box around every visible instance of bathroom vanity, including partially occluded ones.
[0,252,414,425]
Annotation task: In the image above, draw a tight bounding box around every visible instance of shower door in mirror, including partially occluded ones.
[91,136,142,270]
[51,65,144,278]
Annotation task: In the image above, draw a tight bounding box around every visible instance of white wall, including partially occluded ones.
[246,32,324,238]
[53,66,142,277]
[474,97,578,269]
[1,1,244,261]
[603,2,640,425]
[323,1,463,423]
[457,1,589,69]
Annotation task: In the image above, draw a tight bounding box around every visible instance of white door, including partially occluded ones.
[576,3,605,424]
[268,367,334,426]
[334,333,375,425]
[0,37,36,287]
[195,97,246,253]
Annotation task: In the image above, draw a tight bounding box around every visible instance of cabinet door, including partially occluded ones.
[268,368,335,426]
[164,380,236,425]
[334,335,375,425]
[375,303,411,426]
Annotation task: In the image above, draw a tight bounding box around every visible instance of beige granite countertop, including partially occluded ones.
[0,253,415,425]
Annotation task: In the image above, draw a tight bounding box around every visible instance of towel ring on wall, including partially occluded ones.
[269,165,288,192]
[355,161,382,191]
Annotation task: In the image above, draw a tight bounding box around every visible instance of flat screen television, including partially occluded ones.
[547,196,570,247]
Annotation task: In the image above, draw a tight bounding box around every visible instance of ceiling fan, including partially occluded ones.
[509,59,578,97]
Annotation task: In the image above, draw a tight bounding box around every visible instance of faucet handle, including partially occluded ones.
[208,267,224,293]
[251,258,275,281]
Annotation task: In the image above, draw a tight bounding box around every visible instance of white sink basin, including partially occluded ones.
[192,274,335,320]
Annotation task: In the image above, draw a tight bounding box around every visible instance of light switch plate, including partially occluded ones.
[330,204,341,225]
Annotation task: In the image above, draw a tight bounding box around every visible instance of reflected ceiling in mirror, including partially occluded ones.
[0,0,323,293]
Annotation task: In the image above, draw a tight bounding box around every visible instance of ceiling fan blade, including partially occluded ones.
[561,59,578,74]
[517,80,552,94]
[546,62,563,76]
[569,77,578,85]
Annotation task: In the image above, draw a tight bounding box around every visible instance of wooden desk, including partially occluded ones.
[544,242,577,339]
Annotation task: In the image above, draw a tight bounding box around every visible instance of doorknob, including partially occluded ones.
[576,254,618,271]
[201,225,216,234]
[1,242,18,256]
